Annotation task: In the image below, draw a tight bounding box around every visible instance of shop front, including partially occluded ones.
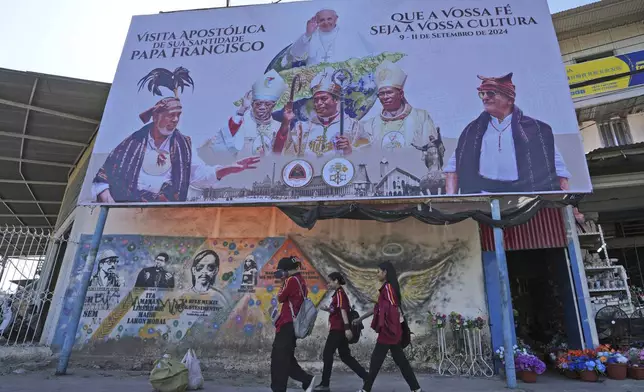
[480,208,596,360]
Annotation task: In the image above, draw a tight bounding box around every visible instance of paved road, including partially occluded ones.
[1,369,643,392]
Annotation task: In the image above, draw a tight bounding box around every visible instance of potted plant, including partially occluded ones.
[597,347,628,380]
[579,358,606,382]
[557,350,581,379]
[515,353,546,383]
[628,348,644,380]
[495,344,536,382]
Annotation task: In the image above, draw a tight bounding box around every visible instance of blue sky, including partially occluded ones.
[0,0,598,83]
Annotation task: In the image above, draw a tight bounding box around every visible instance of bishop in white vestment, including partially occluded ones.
[211,70,288,157]
[362,60,439,153]
[280,67,370,158]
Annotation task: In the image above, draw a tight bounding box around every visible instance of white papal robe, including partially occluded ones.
[284,27,374,66]
[362,105,438,152]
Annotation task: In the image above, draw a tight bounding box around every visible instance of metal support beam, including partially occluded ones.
[491,199,517,389]
[67,124,99,179]
[0,156,75,168]
[562,206,599,348]
[0,130,87,148]
[56,206,109,375]
[19,78,52,229]
[0,214,58,218]
[0,196,25,226]
[592,171,644,190]
[0,98,100,125]
[0,179,66,186]
[0,199,61,204]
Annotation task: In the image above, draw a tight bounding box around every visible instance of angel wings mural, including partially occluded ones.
[291,234,470,319]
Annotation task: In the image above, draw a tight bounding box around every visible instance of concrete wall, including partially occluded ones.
[579,113,644,153]
[45,206,486,370]
[559,22,644,64]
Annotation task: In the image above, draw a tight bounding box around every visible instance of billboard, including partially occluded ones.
[79,0,592,206]
[567,49,644,98]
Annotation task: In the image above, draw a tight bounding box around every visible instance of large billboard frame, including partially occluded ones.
[77,0,593,207]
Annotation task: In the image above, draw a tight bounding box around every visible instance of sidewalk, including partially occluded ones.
[1,369,642,392]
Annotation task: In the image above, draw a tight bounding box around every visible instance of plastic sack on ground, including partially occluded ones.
[181,349,204,390]
[150,355,189,392]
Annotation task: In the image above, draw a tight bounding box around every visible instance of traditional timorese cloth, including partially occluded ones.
[453,105,559,194]
[93,123,192,202]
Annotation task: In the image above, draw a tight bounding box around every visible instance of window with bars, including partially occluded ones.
[598,118,632,147]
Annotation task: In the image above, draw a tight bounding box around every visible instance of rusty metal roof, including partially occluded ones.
[553,0,644,41]
[0,68,110,228]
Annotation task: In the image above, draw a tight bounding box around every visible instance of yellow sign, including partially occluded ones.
[567,56,631,98]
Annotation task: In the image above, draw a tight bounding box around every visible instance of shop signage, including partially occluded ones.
[78,0,592,206]
[567,49,644,98]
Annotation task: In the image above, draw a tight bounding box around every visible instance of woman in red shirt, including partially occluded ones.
[353,262,422,392]
[314,272,368,391]
[270,256,315,392]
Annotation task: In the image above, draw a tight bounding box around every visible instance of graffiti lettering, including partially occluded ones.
[84,291,121,311]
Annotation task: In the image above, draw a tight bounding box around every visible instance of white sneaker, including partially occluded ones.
[305,376,316,392]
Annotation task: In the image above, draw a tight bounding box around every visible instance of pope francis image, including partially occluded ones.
[209,70,289,157]
[281,9,374,67]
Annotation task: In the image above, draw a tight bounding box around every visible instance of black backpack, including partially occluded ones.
[347,306,363,344]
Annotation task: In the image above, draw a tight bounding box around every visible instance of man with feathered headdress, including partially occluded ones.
[444,73,570,194]
[92,67,259,203]
[278,67,370,157]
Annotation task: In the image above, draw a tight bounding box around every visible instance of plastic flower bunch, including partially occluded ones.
[495,346,505,362]
[465,318,476,329]
[428,311,447,328]
[449,312,464,330]
[474,316,486,329]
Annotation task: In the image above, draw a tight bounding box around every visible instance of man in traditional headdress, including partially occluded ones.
[211,70,289,156]
[92,97,260,203]
[444,73,571,194]
[282,9,374,67]
[275,67,370,157]
[362,60,440,155]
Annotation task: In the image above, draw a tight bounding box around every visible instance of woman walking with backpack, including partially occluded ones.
[314,272,368,392]
[271,256,316,392]
[352,261,422,392]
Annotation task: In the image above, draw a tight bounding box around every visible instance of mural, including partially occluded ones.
[53,235,328,346]
[51,214,485,364]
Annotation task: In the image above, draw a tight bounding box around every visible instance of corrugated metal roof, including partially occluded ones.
[0,68,110,228]
[577,95,644,123]
[553,0,644,41]
[587,141,644,156]
[480,208,567,251]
